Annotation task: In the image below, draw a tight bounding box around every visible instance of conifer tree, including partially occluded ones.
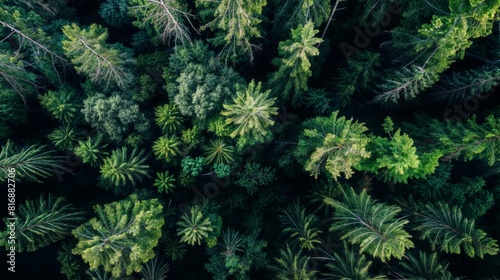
[269,20,322,103]
[154,103,183,134]
[279,200,322,251]
[39,86,82,124]
[153,136,181,162]
[0,194,84,252]
[294,111,371,180]
[99,147,150,188]
[398,251,455,280]
[324,186,413,262]
[74,134,110,167]
[272,244,316,280]
[72,194,164,277]
[177,205,213,246]
[62,23,132,89]
[203,138,235,165]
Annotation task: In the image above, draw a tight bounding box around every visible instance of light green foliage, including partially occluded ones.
[99,0,131,27]
[0,141,66,183]
[181,126,202,149]
[434,114,500,165]
[154,103,183,134]
[86,268,118,280]
[269,21,323,103]
[181,156,205,176]
[271,0,331,39]
[197,0,266,62]
[62,23,132,89]
[177,205,213,246]
[82,93,150,142]
[221,80,278,147]
[323,241,386,280]
[73,194,164,277]
[294,111,371,180]
[153,135,181,162]
[154,171,176,194]
[74,134,110,167]
[412,163,494,219]
[204,138,235,165]
[0,194,84,252]
[235,162,275,195]
[208,116,233,137]
[213,163,231,178]
[398,251,455,280]
[99,147,150,188]
[39,86,82,124]
[413,202,499,258]
[164,237,187,261]
[128,0,192,45]
[279,200,322,250]
[0,53,37,97]
[47,125,82,151]
[324,187,413,262]
[140,255,170,280]
[272,244,316,280]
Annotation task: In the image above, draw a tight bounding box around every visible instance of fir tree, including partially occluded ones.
[39,85,82,124]
[74,134,110,167]
[99,147,150,189]
[152,136,181,162]
[177,205,213,246]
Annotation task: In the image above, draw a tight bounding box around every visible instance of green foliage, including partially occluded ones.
[99,146,150,189]
[434,114,500,165]
[0,194,84,252]
[99,0,131,28]
[62,23,132,89]
[153,136,181,162]
[72,194,164,277]
[322,241,385,280]
[272,244,316,280]
[128,0,192,45]
[203,138,235,165]
[0,141,66,183]
[154,103,183,134]
[324,186,413,262]
[57,241,84,280]
[197,0,266,62]
[294,111,371,180]
[181,126,202,149]
[221,80,278,147]
[140,255,169,280]
[279,200,322,251]
[0,86,27,136]
[213,163,231,178]
[398,251,455,280]
[74,134,110,167]
[164,237,187,261]
[269,20,322,103]
[39,86,81,124]
[181,156,205,176]
[178,171,196,188]
[47,125,82,151]
[235,162,275,195]
[82,93,150,142]
[177,205,213,246]
[154,171,176,194]
[413,202,499,258]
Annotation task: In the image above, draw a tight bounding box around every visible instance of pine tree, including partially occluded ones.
[177,205,213,246]
[74,134,110,167]
[197,0,266,62]
[62,23,132,89]
[154,171,176,194]
[47,125,83,151]
[39,86,82,124]
[154,103,183,134]
[235,162,275,195]
[72,194,164,278]
[140,255,170,280]
[152,135,181,162]
[163,237,187,261]
[279,200,322,251]
[0,141,67,183]
[269,20,322,103]
[324,186,413,262]
[294,111,371,180]
[0,194,84,252]
[221,80,278,146]
[398,251,455,280]
[203,138,235,165]
[128,0,193,45]
[99,147,150,188]
[272,244,316,280]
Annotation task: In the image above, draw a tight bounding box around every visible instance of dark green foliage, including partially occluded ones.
[0,87,27,134]
[0,194,84,252]
[47,125,82,151]
[99,0,131,28]
[74,134,110,167]
[213,163,231,178]
[164,237,187,261]
[154,171,176,194]
[294,111,370,180]
[99,146,150,189]
[203,138,235,165]
[279,200,322,250]
[39,86,82,124]
[57,241,84,280]
[154,103,183,134]
[272,244,316,280]
[235,162,275,195]
[0,141,67,183]
[82,93,150,142]
[181,125,202,150]
[398,251,455,280]
[324,186,413,262]
[153,135,181,162]
[413,202,499,258]
[177,205,213,246]
[72,194,164,277]
[140,255,169,280]
[181,156,205,177]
